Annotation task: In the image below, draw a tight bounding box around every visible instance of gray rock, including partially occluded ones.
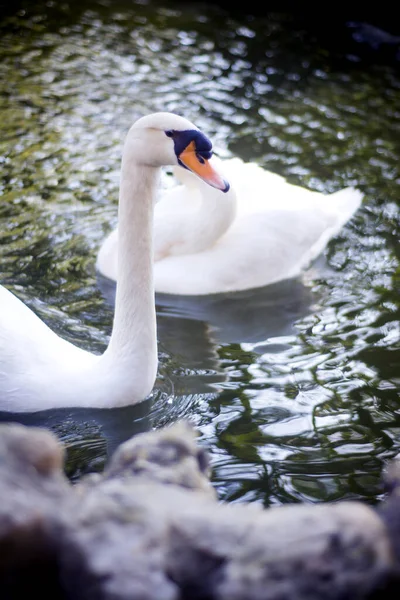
[0,421,399,599]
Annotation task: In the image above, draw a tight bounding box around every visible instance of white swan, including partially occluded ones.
[96,157,363,295]
[0,112,229,413]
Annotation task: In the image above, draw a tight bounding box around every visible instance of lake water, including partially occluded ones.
[0,0,399,506]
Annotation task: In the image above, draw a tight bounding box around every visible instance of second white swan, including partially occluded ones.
[96,156,363,295]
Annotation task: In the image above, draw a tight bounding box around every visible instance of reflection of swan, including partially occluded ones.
[0,401,154,474]
[0,112,229,413]
[96,157,363,295]
[98,272,319,348]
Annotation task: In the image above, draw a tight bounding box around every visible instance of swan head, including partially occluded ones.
[125,112,230,192]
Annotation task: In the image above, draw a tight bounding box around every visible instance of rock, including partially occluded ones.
[0,421,399,599]
[102,420,213,496]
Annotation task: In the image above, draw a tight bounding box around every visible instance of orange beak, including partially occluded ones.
[178,141,230,192]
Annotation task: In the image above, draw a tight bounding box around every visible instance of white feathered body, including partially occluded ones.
[97,157,362,295]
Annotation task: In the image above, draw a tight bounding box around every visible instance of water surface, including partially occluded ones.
[0,0,399,506]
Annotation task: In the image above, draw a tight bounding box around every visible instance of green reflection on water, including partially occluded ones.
[0,0,399,506]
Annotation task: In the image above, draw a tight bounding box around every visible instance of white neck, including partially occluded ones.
[155,178,237,260]
[99,152,158,400]
[192,183,237,252]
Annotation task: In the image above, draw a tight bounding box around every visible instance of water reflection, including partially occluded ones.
[0,400,153,480]
[98,272,319,347]
[0,1,399,505]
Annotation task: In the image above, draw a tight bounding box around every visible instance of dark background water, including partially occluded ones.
[0,0,399,506]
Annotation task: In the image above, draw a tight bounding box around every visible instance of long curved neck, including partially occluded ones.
[155,180,237,259]
[100,151,159,399]
[194,184,237,251]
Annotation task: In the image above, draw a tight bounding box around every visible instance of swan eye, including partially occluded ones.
[165,130,174,138]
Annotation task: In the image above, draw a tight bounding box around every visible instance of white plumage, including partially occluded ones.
[96,156,363,295]
[0,112,228,412]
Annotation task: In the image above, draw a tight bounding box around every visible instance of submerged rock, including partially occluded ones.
[0,420,399,599]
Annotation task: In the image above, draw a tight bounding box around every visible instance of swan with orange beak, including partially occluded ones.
[0,111,231,412]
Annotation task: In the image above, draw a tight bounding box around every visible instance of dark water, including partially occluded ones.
[0,0,399,506]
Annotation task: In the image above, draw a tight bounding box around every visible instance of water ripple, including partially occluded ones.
[0,1,399,506]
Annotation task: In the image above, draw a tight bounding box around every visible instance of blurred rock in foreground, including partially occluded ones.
[0,421,400,599]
